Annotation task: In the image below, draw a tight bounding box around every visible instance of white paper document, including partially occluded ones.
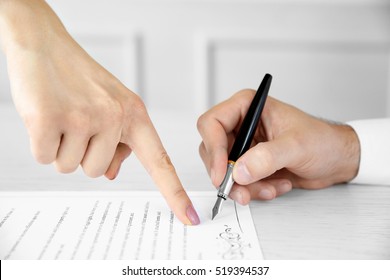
[0,191,262,260]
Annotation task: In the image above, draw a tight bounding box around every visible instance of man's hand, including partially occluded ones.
[0,0,199,225]
[197,89,360,205]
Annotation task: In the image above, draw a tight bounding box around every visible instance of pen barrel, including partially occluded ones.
[217,162,235,199]
[228,73,272,162]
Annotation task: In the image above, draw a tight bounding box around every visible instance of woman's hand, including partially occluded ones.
[0,0,200,225]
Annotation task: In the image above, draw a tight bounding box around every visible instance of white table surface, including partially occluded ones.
[1,104,389,259]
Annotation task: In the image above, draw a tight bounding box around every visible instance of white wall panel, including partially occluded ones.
[196,36,390,121]
[192,4,390,120]
[0,52,10,103]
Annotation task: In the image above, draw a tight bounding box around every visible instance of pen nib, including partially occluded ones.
[212,197,224,220]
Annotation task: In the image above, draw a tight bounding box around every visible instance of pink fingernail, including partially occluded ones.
[186,204,200,225]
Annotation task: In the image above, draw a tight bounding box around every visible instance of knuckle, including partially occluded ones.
[32,149,54,165]
[21,113,37,132]
[197,112,215,136]
[154,151,176,173]
[29,136,58,165]
[198,142,205,158]
[234,89,256,99]
[123,94,148,128]
[122,93,146,114]
[23,111,56,133]
[171,187,188,201]
[129,94,147,116]
[196,113,208,133]
[198,143,210,168]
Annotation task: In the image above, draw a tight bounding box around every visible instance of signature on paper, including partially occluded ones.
[218,225,250,259]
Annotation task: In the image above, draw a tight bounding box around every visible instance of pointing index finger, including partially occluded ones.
[121,102,199,226]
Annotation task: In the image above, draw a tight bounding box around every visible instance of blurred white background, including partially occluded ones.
[1,0,389,122]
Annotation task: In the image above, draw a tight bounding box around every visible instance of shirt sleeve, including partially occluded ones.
[347,118,390,185]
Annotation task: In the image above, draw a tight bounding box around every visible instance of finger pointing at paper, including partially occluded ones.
[0,0,200,225]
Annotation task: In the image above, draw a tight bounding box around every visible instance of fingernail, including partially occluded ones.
[235,161,252,183]
[186,204,200,225]
[258,188,274,200]
[230,190,243,205]
[277,181,291,195]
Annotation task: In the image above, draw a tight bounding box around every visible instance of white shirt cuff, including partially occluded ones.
[347,118,390,185]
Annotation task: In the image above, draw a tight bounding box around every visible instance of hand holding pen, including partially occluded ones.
[211,74,272,218]
[197,75,360,216]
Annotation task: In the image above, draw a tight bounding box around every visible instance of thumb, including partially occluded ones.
[233,137,298,185]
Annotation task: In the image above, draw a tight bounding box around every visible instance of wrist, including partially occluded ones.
[331,123,361,183]
[0,0,68,55]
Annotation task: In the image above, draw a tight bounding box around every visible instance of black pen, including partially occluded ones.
[212,73,272,220]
